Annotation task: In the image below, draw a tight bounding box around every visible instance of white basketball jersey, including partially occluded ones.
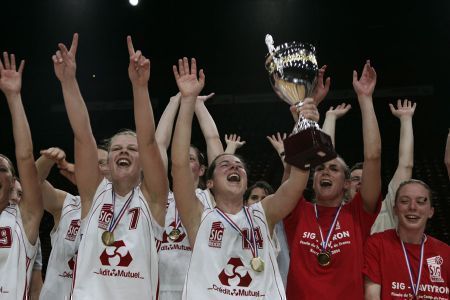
[0,203,37,299]
[158,189,213,295]
[72,179,160,300]
[40,193,81,300]
[182,202,286,299]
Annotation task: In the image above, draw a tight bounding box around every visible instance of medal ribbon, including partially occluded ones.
[314,203,343,253]
[173,204,182,230]
[216,207,258,258]
[243,206,259,258]
[108,188,135,233]
[400,235,426,298]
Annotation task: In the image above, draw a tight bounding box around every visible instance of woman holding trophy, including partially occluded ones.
[282,59,382,300]
[265,33,381,300]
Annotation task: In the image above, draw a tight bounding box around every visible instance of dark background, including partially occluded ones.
[1,0,449,269]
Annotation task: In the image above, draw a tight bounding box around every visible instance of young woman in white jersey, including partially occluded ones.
[52,34,168,299]
[171,57,312,300]
[10,178,44,299]
[0,52,43,298]
[156,91,223,299]
[36,146,109,300]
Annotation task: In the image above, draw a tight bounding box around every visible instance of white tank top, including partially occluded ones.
[158,189,213,292]
[182,202,286,299]
[0,203,37,299]
[40,193,81,300]
[72,179,161,300]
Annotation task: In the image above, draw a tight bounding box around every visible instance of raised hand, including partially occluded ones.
[52,33,78,83]
[0,52,25,97]
[197,92,215,102]
[326,103,352,119]
[127,36,150,87]
[312,65,331,105]
[225,134,246,149]
[39,147,76,185]
[173,57,205,98]
[59,162,77,186]
[40,147,68,165]
[389,99,416,120]
[267,132,287,156]
[352,60,377,97]
[290,97,320,122]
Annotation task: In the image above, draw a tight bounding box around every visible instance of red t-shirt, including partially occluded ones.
[284,192,380,300]
[364,229,450,299]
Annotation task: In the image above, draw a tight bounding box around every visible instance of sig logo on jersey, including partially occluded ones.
[65,219,80,241]
[100,240,133,267]
[98,204,113,230]
[218,257,252,287]
[427,256,444,283]
[0,227,12,248]
[209,221,224,248]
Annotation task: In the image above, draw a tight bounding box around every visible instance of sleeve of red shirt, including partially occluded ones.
[283,196,305,250]
[363,233,382,284]
[350,192,382,241]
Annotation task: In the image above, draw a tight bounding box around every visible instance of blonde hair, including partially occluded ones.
[107,129,137,152]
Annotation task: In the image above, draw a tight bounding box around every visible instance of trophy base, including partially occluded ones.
[283,127,337,170]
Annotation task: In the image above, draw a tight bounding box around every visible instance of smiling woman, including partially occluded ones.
[0,52,43,298]
[363,179,449,300]
[170,57,310,300]
[53,33,168,300]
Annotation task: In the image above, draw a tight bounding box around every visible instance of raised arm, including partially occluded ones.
[224,134,246,154]
[0,52,42,245]
[321,103,352,147]
[35,148,70,222]
[352,60,381,213]
[445,129,450,180]
[312,65,331,106]
[267,132,290,184]
[171,57,205,248]
[53,33,101,219]
[127,36,168,227]
[195,93,224,164]
[389,99,415,187]
[155,92,181,172]
[262,98,317,233]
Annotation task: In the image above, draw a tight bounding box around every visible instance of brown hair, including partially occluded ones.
[206,153,248,181]
[0,154,16,178]
[395,179,433,206]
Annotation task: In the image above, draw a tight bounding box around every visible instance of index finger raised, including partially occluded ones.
[127,36,135,56]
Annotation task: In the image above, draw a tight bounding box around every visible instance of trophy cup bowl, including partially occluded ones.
[265,34,336,169]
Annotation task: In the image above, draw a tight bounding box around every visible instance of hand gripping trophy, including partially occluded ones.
[265,34,336,169]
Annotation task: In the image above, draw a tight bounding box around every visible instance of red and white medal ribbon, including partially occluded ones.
[243,206,259,258]
[173,205,182,231]
[314,203,343,254]
[108,188,135,233]
[400,235,426,298]
[216,207,258,259]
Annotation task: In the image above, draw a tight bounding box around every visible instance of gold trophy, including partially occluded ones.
[265,34,336,169]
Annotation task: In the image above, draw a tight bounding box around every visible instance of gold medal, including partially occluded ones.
[102,231,115,246]
[250,257,265,272]
[168,228,181,241]
[317,251,331,267]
